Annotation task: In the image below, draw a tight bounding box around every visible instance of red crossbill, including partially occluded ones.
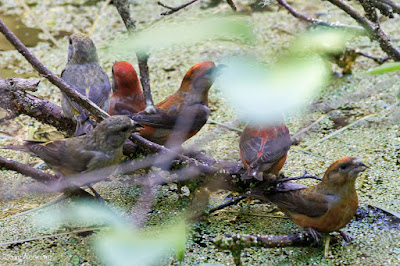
[129,61,222,146]
[265,157,367,241]
[6,116,142,191]
[239,123,291,181]
[109,61,145,115]
[61,33,111,136]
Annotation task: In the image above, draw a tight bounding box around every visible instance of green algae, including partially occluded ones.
[2,0,400,265]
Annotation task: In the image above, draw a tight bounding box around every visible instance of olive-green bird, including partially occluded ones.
[61,33,111,136]
[6,116,142,197]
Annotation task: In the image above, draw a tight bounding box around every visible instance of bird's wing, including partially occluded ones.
[239,127,290,170]
[61,64,111,113]
[130,104,209,132]
[87,65,111,111]
[252,129,291,170]
[129,108,179,129]
[267,188,335,217]
[239,131,263,165]
[25,140,93,174]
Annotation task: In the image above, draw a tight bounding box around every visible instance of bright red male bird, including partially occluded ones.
[109,61,146,115]
[239,123,291,181]
[129,61,221,147]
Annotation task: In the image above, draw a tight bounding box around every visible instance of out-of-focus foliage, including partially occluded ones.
[35,201,187,266]
[217,28,355,126]
[367,62,400,74]
[109,16,255,54]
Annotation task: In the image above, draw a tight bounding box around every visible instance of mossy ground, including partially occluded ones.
[1,0,400,264]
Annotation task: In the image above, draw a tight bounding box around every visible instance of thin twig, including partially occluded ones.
[0,227,104,246]
[158,0,200,16]
[207,195,247,215]
[354,51,390,64]
[88,0,113,36]
[207,119,243,132]
[277,173,322,183]
[276,0,365,34]
[291,113,331,145]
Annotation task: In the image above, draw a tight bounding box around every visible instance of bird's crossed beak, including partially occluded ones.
[130,120,144,132]
[352,159,369,176]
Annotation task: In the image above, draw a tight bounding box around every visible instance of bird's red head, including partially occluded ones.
[179,61,217,93]
[112,61,141,94]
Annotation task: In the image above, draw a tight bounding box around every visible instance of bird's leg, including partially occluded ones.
[88,185,109,203]
[324,233,331,257]
[338,230,354,243]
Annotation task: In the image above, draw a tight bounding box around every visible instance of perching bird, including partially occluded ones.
[264,157,367,242]
[6,116,142,197]
[109,61,145,115]
[239,123,291,181]
[129,61,222,146]
[61,33,111,136]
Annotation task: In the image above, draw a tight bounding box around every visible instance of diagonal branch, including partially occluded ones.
[276,0,365,34]
[325,0,400,60]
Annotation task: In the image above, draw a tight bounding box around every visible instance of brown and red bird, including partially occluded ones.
[265,157,368,241]
[109,61,146,116]
[129,61,222,146]
[239,123,291,181]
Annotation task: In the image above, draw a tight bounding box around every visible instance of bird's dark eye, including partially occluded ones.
[120,126,130,132]
[340,164,347,170]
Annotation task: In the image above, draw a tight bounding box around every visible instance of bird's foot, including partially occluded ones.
[144,104,157,114]
[338,230,354,243]
[306,227,323,245]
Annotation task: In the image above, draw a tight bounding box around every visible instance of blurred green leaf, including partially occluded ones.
[218,56,330,125]
[367,62,400,74]
[109,16,255,53]
[35,200,126,229]
[289,28,356,56]
[94,221,187,266]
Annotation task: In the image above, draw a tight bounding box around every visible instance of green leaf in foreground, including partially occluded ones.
[109,16,255,53]
[367,62,400,74]
[94,221,187,266]
[217,56,330,125]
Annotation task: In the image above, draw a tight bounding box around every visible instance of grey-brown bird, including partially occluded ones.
[61,33,111,136]
[6,116,142,198]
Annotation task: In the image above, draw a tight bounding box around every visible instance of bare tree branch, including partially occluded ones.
[325,0,400,60]
[276,0,366,33]
[0,155,59,185]
[0,79,76,135]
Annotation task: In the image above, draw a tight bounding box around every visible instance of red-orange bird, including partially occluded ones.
[239,123,291,181]
[109,61,146,115]
[265,157,367,241]
[129,61,221,146]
